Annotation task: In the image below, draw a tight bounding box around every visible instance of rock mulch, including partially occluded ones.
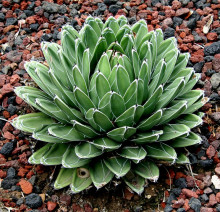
[0,0,220,211]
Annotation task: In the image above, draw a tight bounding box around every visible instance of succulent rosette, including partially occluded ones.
[13,16,207,194]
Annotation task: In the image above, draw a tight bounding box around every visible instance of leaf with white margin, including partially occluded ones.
[75,142,102,159]
[104,157,131,178]
[70,166,92,194]
[175,114,203,129]
[28,143,53,164]
[134,160,159,182]
[132,130,163,144]
[123,171,145,195]
[145,142,177,162]
[41,143,68,165]
[119,146,147,162]
[169,132,201,148]
[62,144,91,168]
[107,127,136,142]
[176,153,190,164]
[92,138,121,150]
[48,124,84,141]
[90,160,114,189]
[158,124,190,141]
[54,168,74,189]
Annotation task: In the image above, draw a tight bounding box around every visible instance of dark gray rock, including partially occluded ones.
[42,1,59,13]
[109,5,121,15]
[0,142,14,156]
[7,167,16,178]
[16,198,24,206]
[58,5,67,14]
[206,69,216,77]
[204,56,214,62]
[187,18,197,29]
[164,27,175,39]
[209,93,220,101]
[166,192,176,204]
[24,10,34,17]
[199,159,213,167]
[7,96,15,105]
[175,178,187,189]
[173,17,183,28]
[189,197,201,212]
[151,0,160,6]
[1,177,19,189]
[0,118,6,130]
[25,194,43,209]
[216,204,220,212]
[200,193,209,202]
[164,205,173,212]
[204,41,220,56]
[7,104,17,115]
[0,13,5,21]
[172,188,182,196]
[104,0,117,5]
[6,17,17,26]
[189,154,198,164]
[193,61,204,73]
[70,8,78,17]
[30,23,39,31]
[177,209,186,212]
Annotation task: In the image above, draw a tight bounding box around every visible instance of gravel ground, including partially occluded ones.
[0,0,220,211]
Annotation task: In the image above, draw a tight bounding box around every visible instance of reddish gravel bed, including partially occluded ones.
[0,0,220,211]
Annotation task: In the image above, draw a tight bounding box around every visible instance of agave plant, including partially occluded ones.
[13,16,207,194]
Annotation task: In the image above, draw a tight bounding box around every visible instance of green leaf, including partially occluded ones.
[176,153,190,164]
[98,92,113,120]
[96,72,111,100]
[134,160,159,182]
[86,16,101,37]
[70,167,92,194]
[111,92,126,118]
[158,101,187,125]
[138,110,163,131]
[116,65,130,96]
[183,97,208,114]
[28,143,53,164]
[12,112,54,133]
[72,120,100,139]
[92,138,121,150]
[118,55,135,81]
[82,49,90,87]
[98,53,111,78]
[145,142,177,162]
[123,171,145,195]
[175,114,203,129]
[54,168,74,189]
[75,142,103,159]
[123,80,138,109]
[132,49,141,78]
[120,34,134,59]
[169,132,201,148]
[143,85,163,115]
[104,157,131,178]
[104,16,119,35]
[62,144,91,168]
[41,143,68,165]
[107,127,136,142]
[33,125,69,143]
[158,124,190,141]
[119,146,147,162]
[132,131,163,144]
[90,160,114,189]
[102,27,116,46]
[48,124,84,141]
[75,38,86,70]
[74,87,96,114]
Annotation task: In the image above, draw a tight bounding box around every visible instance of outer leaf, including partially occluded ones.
[176,153,190,164]
[175,114,203,129]
[132,131,163,144]
[92,138,121,150]
[104,157,131,178]
[90,160,114,189]
[54,168,74,189]
[134,160,159,182]
[145,142,177,162]
[75,142,102,159]
[107,127,136,142]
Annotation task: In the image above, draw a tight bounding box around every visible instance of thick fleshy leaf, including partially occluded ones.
[62,145,91,168]
[92,138,121,150]
[104,157,131,178]
[159,124,190,141]
[12,112,54,133]
[28,143,53,164]
[169,132,201,148]
[41,143,68,165]
[111,92,126,118]
[176,153,190,164]
[96,72,111,100]
[145,142,177,162]
[107,127,136,142]
[98,92,113,120]
[138,110,163,131]
[116,65,130,96]
[119,146,147,162]
[123,171,145,195]
[48,124,84,141]
[134,160,159,182]
[175,114,203,129]
[54,168,74,189]
[70,166,92,193]
[132,131,163,144]
[75,142,102,158]
[90,160,114,189]
[183,97,209,114]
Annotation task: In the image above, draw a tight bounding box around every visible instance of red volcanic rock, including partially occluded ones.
[206,145,216,159]
[213,54,220,72]
[201,208,214,212]
[10,74,20,85]
[3,25,16,34]
[3,131,15,140]
[208,194,217,206]
[182,189,198,198]
[183,199,190,211]
[0,170,7,178]
[1,83,13,96]
[47,201,57,211]
[0,75,6,87]
[172,0,181,10]
[207,32,218,41]
[215,167,220,175]
[216,192,220,203]
[19,179,33,194]
[172,198,185,208]
[176,8,189,16]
